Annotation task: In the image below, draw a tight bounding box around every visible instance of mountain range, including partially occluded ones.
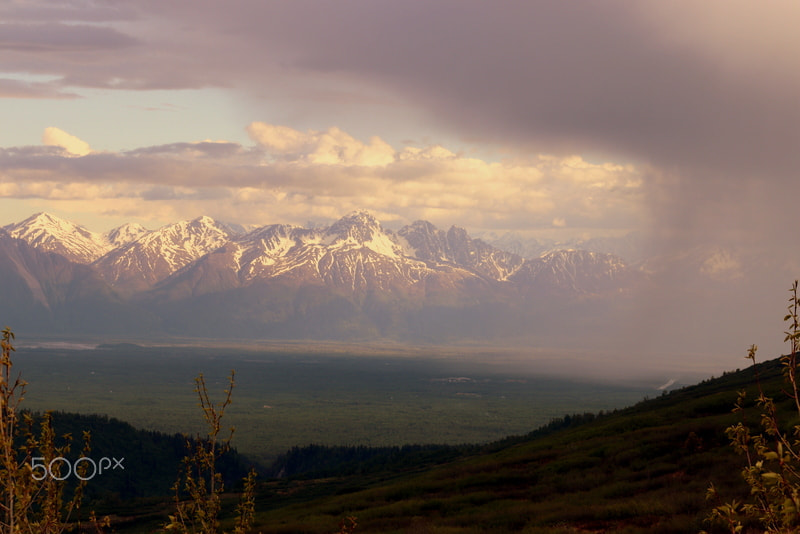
[477,229,646,262]
[1,211,644,341]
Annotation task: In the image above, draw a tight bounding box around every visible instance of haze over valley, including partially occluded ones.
[0,208,777,377]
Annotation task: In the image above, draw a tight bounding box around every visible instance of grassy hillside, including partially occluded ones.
[234,358,784,533]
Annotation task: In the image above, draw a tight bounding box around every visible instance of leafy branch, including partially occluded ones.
[705,281,800,533]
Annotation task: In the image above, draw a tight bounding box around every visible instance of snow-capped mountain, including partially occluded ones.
[478,230,645,262]
[3,212,113,263]
[398,221,525,281]
[510,249,640,295]
[93,216,240,293]
[106,222,150,248]
[154,211,474,299]
[1,210,645,341]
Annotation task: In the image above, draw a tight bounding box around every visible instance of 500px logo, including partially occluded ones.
[31,456,125,481]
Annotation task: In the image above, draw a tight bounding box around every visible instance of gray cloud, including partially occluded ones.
[0,1,137,23]
[2,2,796,245]
[0,78,80,99]
[0,22,139,52]
[124,141,256,160]
[4,1,797,178]
[140,185,231,201]
[240,2,800,181]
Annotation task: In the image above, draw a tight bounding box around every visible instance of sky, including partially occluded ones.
[2,0,800,365]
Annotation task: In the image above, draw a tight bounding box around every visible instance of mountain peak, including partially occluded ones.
[326,210,382,242]
[106,222,150,247]
[5,212,111,263]
[191,215,218,226]
[92,216,237,292]
[24,211,60,223]
[1,210,647,341]
[407,220,438,234]
[334,210,380,227]
[315,210,409,260]
[17,212,79,232]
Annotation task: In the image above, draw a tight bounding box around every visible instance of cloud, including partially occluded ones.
[0,124,644,234]
[247,123,395,166]
[246,123,645,230]
[0,3,137,24]
[138,1,796,265]
[2,1,797,172]
[42,127,91,156]
[3,1,796,182]
[0,22,139,52]
[0,78,80,99]
[125,140,253,160]
[1,2,795,255]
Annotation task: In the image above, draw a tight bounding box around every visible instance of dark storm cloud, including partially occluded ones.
[234,1,798,180]
[254,0,799,270]
[5,1,797,182]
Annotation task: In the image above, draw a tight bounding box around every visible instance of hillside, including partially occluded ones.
[234,359,782,533]
[5,345,786,533]
[6,412,254,533]
[26,413,252,494]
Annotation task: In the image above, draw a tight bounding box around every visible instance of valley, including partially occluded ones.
[6,336,770,533]
[13,341,663,467]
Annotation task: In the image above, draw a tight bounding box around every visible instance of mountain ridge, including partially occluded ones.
[2,211,642,341]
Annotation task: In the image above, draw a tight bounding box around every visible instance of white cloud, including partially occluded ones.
[247,123,395,166]
[245,123,310,154]
[1,124,645,234]
[42,127,91,156]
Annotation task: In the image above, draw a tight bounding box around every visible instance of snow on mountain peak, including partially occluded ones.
[16,212,85,235]
[5,212,112,263]
[1,210,650,324]
[327,210,380,234]
[106,222,150,247]
[137,216,232,263]
[90,216,238,291]
[192,215,218,226]
[323,210,402,256]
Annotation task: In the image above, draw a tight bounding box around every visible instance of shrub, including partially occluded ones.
[705,281,800,533]
[0,327,102,533]
[163,371,257,534]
